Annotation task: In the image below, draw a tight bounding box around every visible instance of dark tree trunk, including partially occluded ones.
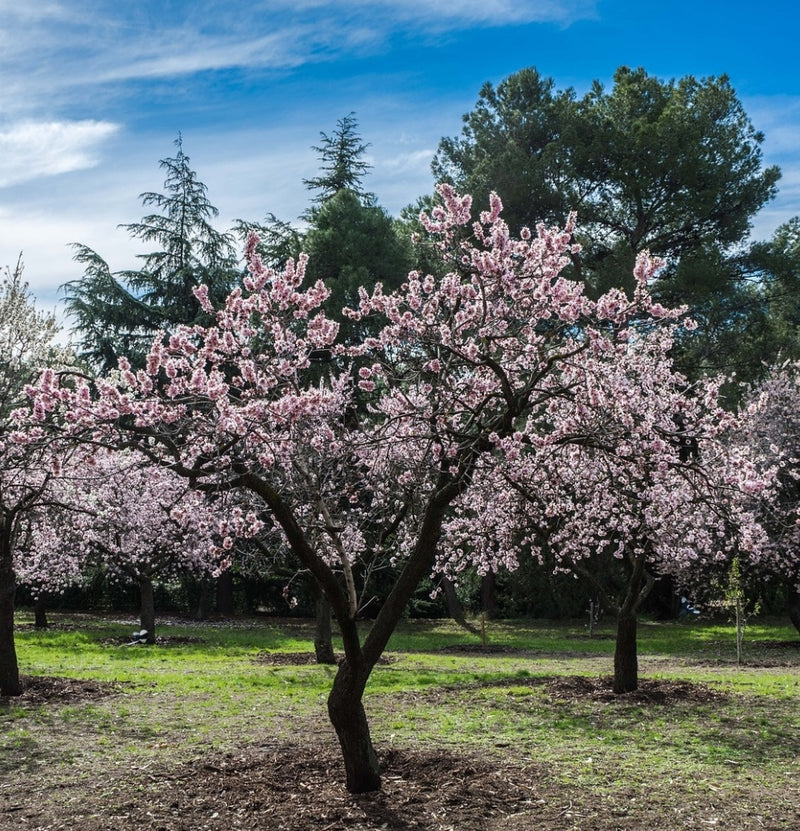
[0,528,21,696]
[786,580,800,637]
[613,612,638,693]
[139,576,156,644]
[243,467,462,794]
[314,590,336,665]
[441,576,476,633]
[612,547,654,694]
[195,578,213,621]
[216,571,235,616]
[327,655,380,793]
[34,594,48,629]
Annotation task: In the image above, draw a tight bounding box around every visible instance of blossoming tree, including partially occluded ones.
[26,186,693,791]
[733,361,800,633]
[22,450,230,643]
[0,260,66,696]
[441,324,768,692]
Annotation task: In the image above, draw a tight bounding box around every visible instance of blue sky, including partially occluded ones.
[2,0,799,316]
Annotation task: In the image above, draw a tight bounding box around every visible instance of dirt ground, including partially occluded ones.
[3,670,797,831]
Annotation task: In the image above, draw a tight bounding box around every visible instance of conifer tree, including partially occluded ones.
[64,136,238,370]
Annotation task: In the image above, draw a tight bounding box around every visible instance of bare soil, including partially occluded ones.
[3,672,796,831]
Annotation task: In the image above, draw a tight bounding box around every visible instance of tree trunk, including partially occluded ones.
[216,571,235,616]
[786,580,800,637]
[0,529,21,696]
[327,654,381,793]
[34,594,48,629]
[611,547,653,694]
[244,467,461,794]
[195,578,212,621]
[139,576,156,644]
[441,576,477,633]
[481,571,497,619]
[314,590,336,665]
[613,612,638,693]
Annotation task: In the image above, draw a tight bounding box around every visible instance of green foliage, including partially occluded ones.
[434,65,780,300]
[303,112,373,205]
[63,136,239,371]
[303,189,413,345]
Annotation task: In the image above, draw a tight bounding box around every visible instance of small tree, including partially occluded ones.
[25,450,229,643]
[732,360,800,635]
[442,306,767,692]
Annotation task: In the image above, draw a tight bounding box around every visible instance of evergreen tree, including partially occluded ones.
[64,136,238,370]
[434,66,780,298]
[303,112,373,205]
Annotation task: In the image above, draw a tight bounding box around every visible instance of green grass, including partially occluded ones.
[3,611,800,826]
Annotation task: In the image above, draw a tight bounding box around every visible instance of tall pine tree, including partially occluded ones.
[64,136,238,370]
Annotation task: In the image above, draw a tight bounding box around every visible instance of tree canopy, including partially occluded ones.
[433,66,781,297]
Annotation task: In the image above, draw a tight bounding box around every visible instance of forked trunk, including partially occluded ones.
[0,533,21,696]
[139,576,156,644]
[613,612,638,693]
[327,658,381,793]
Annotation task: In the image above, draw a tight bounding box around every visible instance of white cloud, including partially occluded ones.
[0,120,120,187]
[0,1,597,118]
[343,0,597,27]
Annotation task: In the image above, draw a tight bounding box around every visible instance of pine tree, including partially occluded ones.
[303,112,373,205]
[64,136,238,370]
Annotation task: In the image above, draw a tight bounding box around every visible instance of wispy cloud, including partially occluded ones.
[0,0,596,118]
[0,121,120,187]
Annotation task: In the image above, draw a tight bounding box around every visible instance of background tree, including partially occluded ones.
[442,311,766,692]
[241,113,412,348]
[27,451,227,643]
[433,65,780,298]
[64,136,239,371]
[670,218,800,392]
[731,361,800,634]
[0,259,67,695]
[303,112,374,205]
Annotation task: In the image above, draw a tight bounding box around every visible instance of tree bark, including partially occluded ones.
[34,594,48,629]
[195,578,213,621]
[216,571,235,616]
[0,526,21,696]
[327,651,380,793]
[613,611,638,693]
[481,571,497,619]
[242,468,463,794]
[612,547,654,694]
[441,576,477,633]
[139,575,156,644]
[313,586,336,665]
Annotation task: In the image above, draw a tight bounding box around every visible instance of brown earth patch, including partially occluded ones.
[1,675,795,830]
[0,674,124,706]
[543,674,729,705]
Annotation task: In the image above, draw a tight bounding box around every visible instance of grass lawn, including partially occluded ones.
[1,612,799,830]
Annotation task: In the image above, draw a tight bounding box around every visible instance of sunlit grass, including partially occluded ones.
[5,611,800,792]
